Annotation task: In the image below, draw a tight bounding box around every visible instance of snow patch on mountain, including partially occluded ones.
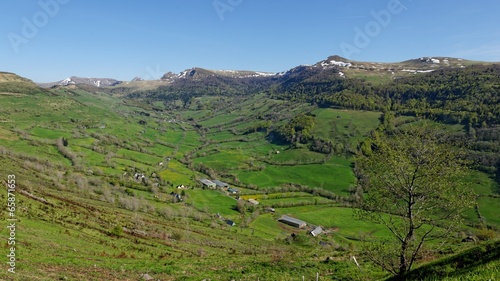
[255,72,276,77]
[402,69,435,74]
[59,77,75,86]
[53,76,121,87]
[324,60,352,67]
[419,57,441,64]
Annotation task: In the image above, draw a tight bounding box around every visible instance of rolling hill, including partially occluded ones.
[0,72,49,95]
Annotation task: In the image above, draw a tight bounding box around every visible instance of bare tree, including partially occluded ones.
[355,127,474,278]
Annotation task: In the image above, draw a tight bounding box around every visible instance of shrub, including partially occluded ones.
[171,231,183,241]
[110,225,124,237]
[476,228,497,241]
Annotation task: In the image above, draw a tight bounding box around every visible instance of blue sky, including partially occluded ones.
[2,0,500,82]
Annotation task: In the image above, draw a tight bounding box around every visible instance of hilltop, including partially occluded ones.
[0,72,48,95]
[0,72,35,83]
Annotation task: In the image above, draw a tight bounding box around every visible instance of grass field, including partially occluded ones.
[236,158,355,196]
[240,192,314,200]
[117,148,162,165]
[269,148,326,163]
[250,214,288,240]
[461,171,500,228]
[477,196,500,226]
[277,205,392,239]
[0,83,499,280]
[186,189,240,217]
[31,127,72,139]
[259,196,334,206]
[311,108,382,146]
[194,150,254,171]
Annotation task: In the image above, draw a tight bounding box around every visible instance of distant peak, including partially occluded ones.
[160,72,179,81]
[59,77,74,86]
[316,55,353,69]
[327,55,349,62]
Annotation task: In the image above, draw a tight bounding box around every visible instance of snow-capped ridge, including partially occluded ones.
[45,76,122,88]
[319,60,352,68]
[171,68,278,80]
[59,77,75,86]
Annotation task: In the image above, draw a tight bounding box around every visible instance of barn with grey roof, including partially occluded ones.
[199,179,216,188]
[279,215,307,228]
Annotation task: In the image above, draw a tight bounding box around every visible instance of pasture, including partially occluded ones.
[0,86,498,280]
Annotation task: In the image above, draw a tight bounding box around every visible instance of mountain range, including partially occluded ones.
[37,76,122,88]
[35,55,487,89]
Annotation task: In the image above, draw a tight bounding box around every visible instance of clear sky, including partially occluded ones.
[2,0,500,82]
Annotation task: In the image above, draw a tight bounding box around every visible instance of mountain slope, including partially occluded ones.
[37,76,122,88]
[36,55,493,96]
[0,72,48,95]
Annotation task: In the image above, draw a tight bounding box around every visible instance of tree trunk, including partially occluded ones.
[398,241,408,277]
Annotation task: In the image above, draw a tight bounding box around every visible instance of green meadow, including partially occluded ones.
[236,158,355,196]
[0,86,498,280]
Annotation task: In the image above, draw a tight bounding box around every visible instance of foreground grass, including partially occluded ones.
[390,240,500,281]
[0,87,499,280]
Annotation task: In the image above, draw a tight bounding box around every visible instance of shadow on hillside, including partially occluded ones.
[265,131,290,146]
[386,240,500,280]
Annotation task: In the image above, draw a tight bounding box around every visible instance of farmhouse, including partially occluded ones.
[227,187,239,194]
[247,199,259,205]
[279,215,307,228]
[170,192,182,202]
[212,180,229,189]
[200,179,216,189]
[134,173,146,181]
[310,226,323,237]
[265,207,276,213]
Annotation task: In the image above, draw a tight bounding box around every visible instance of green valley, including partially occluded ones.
[1,59,499,281]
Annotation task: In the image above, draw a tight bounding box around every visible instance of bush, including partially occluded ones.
[476,228,497,241]
[110,225,124,237]
[171,231,183,241]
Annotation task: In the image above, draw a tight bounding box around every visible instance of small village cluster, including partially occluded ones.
[199,179,324,237]
[129,174,323,236]
[199,178,239,194]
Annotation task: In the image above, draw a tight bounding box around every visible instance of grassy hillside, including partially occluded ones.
[0,87,377,280]
[0,78,499,280]
[0,72,48,95]
[388,240,500,281]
